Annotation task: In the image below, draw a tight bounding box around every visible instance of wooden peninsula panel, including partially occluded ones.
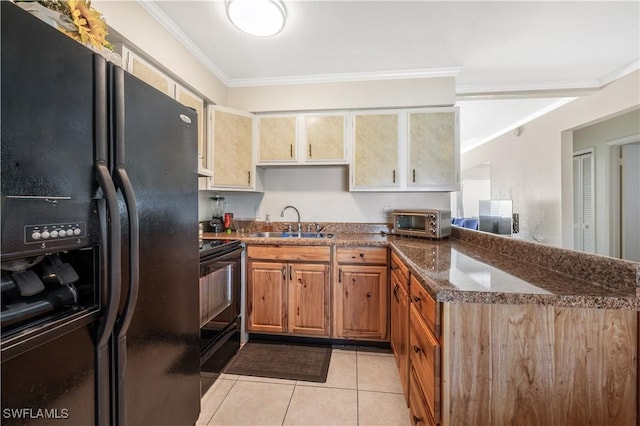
[442,302,637,426]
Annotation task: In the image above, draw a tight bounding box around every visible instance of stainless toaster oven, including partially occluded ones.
[392,210,451,239]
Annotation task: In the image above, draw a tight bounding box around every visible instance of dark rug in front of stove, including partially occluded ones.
[222,342,332,383]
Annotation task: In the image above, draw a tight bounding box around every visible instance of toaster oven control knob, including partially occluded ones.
[430,229,436,234]
[41,231,50,239]
[31,231,42,240]
[50,230,59,238]
[430,214,436,219]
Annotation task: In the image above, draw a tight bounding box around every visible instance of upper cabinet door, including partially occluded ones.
[175,86,209,176]
[123,48,176,98]
[303,113,347,162]
[258,115,297,162]
[408,108,459,190]
[210,106,255,189]
[351,111,400,189]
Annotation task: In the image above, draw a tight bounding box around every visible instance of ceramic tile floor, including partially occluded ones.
[197,348,411,426]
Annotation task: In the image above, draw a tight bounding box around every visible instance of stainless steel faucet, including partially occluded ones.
[280,205,301,235]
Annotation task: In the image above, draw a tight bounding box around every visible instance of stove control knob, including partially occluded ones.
[50,230,59,238]
[58,230,67,237]
[41,231,50,239]
[73,228,82,236]
[32,231,42,240]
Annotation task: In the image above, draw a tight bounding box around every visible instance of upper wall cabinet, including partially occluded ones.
[408,108,459,191]
[257,112,348,165]
[122,47,176,98]
[302,112,348,162]
[123,47,213,177]
[202,106,258,191]
[350,107,459,192]
[258,114,298,162]
[351,111,401,189]
[175,86,209,176]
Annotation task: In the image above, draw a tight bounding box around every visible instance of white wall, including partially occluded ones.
[93,0,228,105]
[199,166,450,223]
[461,70,640,248]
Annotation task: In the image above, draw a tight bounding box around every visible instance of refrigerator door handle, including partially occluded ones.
[94,160,122,426]
[94,161,122,346]
[94,55,122,426]
[112,65,140,426]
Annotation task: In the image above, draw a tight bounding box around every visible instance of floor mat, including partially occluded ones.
[223,342,332,383]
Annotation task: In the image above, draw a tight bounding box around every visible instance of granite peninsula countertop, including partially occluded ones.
[203,229,639,311]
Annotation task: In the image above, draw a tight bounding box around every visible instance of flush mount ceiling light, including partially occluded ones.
[226,0,286,37]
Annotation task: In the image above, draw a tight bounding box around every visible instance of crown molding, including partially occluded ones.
[136,0,231,86]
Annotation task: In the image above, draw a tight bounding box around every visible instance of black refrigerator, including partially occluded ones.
[1,3,200,425]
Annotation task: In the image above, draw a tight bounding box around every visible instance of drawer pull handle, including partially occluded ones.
[413,296,421,303]
[393,284,399,302]
[413,345,421,353]
[412,415,423,424]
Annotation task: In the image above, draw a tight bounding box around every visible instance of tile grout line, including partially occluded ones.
[280,379,297,425]
[204,377,238,426]
[355,348,360,426]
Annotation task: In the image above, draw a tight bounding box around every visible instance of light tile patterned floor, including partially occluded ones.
[197,348,411,426]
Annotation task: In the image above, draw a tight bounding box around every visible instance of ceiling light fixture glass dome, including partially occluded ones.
[226,0,287,37]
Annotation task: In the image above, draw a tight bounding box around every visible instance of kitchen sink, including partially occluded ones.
[248,231,333,239]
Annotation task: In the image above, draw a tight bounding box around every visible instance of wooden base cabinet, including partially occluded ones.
[247,245,330,337]
[390,252,410,401]
[335,247,389,340]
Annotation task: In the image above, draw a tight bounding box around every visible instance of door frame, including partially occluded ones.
[606,133,640,259]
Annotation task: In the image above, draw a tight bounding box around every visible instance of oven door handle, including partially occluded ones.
[200,246,244,264]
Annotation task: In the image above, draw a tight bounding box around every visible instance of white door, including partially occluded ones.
[573,151,595,253]
[621,143,640,261]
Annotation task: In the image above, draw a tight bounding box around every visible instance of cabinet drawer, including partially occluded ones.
[409,304,440,423]
[409,365,436,426]
[410,276,440,338]
[337,246,388,264]
[390,251,409,285]
[247,245,330,262]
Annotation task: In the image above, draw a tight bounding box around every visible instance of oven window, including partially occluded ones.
[200,263,234,328]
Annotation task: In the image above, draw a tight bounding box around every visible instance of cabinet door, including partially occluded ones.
[391,269,410,400]
[288,263,330,336]
[123,48,176,98]
[408,109,459,190]
[258,115,297,162]
[247,261,287,333]
[211,107,254,188]
[175,86,209,175]
[410,304,441,423]
[337,265,388,340]
[352,112,399,189]
[303,113,347,162]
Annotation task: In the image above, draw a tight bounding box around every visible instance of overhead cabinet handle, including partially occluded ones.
[392,169,396,183]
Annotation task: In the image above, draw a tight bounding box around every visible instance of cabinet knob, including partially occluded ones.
[413,296,421,303]
[412,415,423,425]
[413,345,421,353]
[359,252,365,258]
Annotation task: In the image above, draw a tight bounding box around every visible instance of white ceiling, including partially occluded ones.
[143,0,640,150]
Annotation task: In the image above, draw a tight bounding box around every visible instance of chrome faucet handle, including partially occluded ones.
[286,223,293,232]
[306,224,312,232]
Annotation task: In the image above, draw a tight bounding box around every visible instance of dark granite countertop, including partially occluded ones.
[203,229,639,310]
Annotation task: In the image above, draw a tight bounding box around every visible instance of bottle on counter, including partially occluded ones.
[224,213,233,234]
[264,214,273,231]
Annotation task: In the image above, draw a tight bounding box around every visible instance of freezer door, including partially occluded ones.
[114,69,200,425]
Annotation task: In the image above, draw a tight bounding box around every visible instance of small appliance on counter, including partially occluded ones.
[209,195,227,233]
[392,209,452,239]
